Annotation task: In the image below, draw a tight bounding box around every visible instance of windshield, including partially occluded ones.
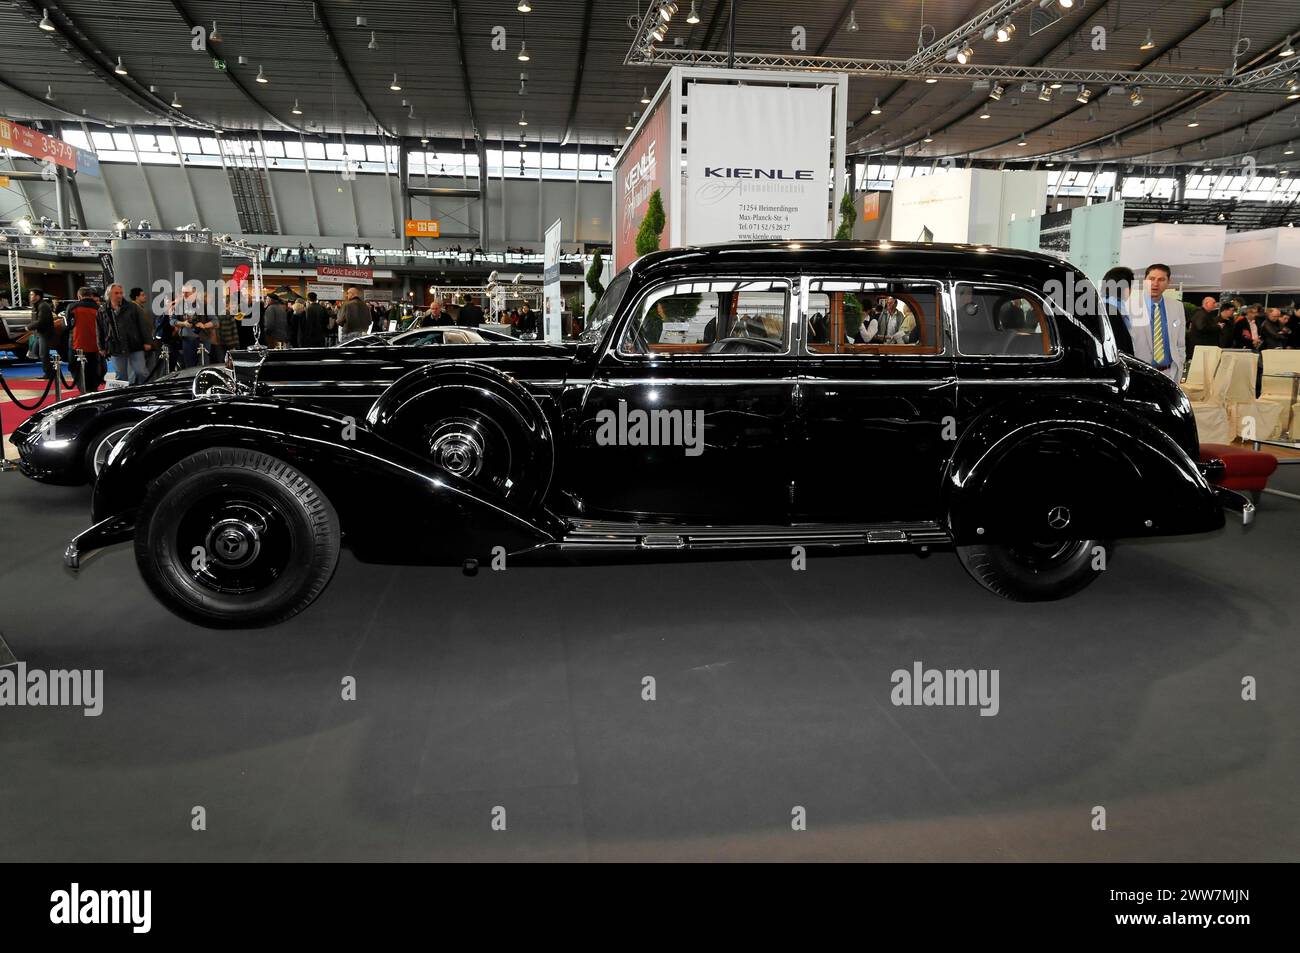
[578,270,631,345]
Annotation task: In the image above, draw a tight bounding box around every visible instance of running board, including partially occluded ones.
[562,519,951,552]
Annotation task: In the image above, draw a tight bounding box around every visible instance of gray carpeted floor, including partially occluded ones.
[1,468,1297,861]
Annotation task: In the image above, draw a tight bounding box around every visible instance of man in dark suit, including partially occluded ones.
[1185,294,1220,364]
[1100,266,1134,357]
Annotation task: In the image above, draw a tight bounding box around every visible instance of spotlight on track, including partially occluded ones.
[1075,86,1091,104]
[988,83,1004,102]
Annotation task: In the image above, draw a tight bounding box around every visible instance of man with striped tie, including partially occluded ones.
[1127,263,1185,384]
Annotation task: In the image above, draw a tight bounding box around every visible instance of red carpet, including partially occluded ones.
[1,377,83,439]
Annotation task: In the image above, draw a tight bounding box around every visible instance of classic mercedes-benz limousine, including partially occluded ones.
[64,241,1246,627]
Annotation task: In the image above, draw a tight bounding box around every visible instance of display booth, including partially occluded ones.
[612,67,848,270]
[1007,200,1124,288]
[1221,227,1300,296]
[890,169,1046,246]
[1121,223,1226,289]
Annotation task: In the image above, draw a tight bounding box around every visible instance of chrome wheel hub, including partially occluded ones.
[207,518,262,569]
[429,423,485,478]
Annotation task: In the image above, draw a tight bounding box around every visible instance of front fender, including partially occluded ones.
[85,397,560,565]
[945,394,1224,544]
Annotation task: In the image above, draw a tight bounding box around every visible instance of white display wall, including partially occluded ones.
[890,169,1046,245]
[1222,227,1300,291]
[1121,223,1226,288]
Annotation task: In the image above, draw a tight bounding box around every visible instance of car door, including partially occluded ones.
[794,275,957,525]
[565,274,799,523]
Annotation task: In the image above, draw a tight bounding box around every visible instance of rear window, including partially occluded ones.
[954,285,1054,356]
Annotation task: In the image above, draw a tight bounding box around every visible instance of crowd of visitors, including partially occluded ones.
[20,282,548,393]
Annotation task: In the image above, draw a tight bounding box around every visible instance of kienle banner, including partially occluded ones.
[684,83,834,245]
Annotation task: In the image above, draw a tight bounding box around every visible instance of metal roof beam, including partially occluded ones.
[166,0,308,134]
[627,46,1300,94]
[304,2,398,137]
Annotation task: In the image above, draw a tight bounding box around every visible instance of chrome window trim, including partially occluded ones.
[951,280,1063,360]
[606,274,796,364]
[796,275,950,358]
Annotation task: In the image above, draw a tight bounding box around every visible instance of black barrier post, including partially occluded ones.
[75,350,87,392]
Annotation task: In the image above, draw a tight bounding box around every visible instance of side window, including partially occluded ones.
[618,279,789,355]
[955,285,1053,356]
[805,280,942,355]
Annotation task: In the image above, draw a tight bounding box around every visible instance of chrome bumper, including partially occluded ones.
[64,511,137,570]
[1211,485,1255,527]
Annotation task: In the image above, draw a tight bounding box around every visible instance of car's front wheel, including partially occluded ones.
[955,539,1109,601]
[134,448,340,627]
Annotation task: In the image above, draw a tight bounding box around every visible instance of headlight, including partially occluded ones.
[30,403,77,441]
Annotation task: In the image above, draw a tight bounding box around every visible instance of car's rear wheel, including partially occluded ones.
[134,448,340,627]
[956,538,1109,601]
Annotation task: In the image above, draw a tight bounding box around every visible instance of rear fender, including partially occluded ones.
[91,397,560,563]
[945,395,1223,544]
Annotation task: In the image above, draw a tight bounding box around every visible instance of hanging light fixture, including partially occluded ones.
[368,31,378,50]
[625,113,636,131]
[1186,112,1199,128]
[686,1,701,25]
[518,110,528,126]
[870,97,882,115]
[171,91,183,108]
[1281,35,1296,57]
[988,83,1005,102]
[39,8,55,31]
[44,85,55,102]
[922,130,933,143]
[113,56,128,76]
[1286,142,1296,155]
[209,21,222,43]
[389,73,402,91]
[516,0,532,12]
[291,98,303,115]
[640,86,651,105]
[1129,87,1144,106]
[1139,29,1155,51]
[846,9,859,33]
[518,40,530,61]
[1017,133,1028,146]
[256,65,269,83]
[978,108,991,119]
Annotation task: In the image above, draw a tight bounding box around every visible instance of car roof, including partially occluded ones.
[629,240,1081,285]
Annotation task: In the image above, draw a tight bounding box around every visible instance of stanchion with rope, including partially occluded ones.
[0,363,55,473]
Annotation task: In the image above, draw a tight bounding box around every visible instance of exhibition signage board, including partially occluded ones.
[543,219,564,343]
[612,68,847,270]
[404,219,441,238]
[0,117,100,176]
[305,283,344,301]
[684,83,834,245]
[613,93,670,270]
[1222,227,1300,291]
[316,264,374,286]
[862,192,882,223]
[1121,223,1226,288]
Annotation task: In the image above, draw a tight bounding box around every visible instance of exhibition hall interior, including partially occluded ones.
[1,0,1298,874]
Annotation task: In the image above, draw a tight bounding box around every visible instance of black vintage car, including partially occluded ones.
[13,326,512,484]
[65,241,1248,627]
